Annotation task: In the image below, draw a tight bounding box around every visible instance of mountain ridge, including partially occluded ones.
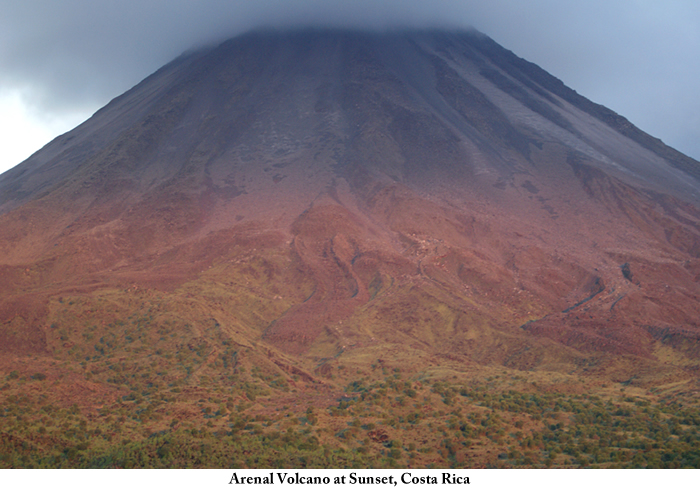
[3,29,699,212]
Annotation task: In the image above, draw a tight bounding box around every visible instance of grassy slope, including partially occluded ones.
[1,235,699,468]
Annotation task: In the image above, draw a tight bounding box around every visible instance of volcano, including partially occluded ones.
[2,29,700,468]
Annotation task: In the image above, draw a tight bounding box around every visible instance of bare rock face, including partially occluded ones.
[1,29,700,386]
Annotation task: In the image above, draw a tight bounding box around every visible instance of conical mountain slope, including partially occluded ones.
[1,30,700,460]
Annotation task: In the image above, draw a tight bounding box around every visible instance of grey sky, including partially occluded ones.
[1,0,699,173]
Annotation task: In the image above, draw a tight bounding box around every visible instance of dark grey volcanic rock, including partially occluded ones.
[2,29,698,215]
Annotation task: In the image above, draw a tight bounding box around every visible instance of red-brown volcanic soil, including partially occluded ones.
[1,29,699,397]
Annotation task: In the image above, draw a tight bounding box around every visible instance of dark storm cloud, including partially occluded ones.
[1,0,699,160]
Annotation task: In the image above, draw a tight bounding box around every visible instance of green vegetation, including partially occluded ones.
[1,365,698,468]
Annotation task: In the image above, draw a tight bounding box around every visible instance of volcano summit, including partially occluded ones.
[1,30,700,468]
